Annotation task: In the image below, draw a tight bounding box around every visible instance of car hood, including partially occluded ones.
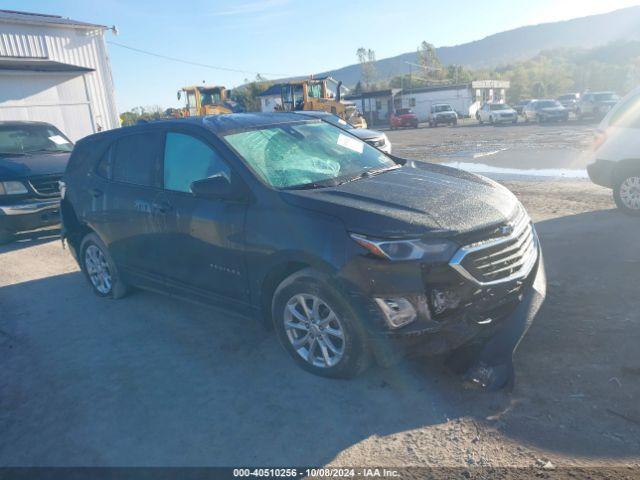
[280,162,519,238]
[0,152,70,180]
[349,128,384,141]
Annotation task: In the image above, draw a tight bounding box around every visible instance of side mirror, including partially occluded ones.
[190,176,242,200]
[177,91,182,101]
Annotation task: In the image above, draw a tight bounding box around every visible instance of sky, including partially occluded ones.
[4,0,640,112]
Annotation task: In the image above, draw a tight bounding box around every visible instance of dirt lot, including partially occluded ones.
[1,123,639,470]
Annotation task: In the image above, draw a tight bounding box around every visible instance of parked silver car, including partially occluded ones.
[293,111,391,153]
[523,100,569,123]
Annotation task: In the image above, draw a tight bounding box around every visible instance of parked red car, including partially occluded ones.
[390,108,419,129]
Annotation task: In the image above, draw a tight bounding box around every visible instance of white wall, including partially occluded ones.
[0,21,119,137]
[260,94,282,112]
[0,73,94,141]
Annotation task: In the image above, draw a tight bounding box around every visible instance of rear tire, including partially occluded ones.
[80,233,128,299]
[614,169,640,216]
[272,268,370,379]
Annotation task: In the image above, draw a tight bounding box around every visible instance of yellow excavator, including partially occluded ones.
[177,85,237,117]
[278,79,367,128]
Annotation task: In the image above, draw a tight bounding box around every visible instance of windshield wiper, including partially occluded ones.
[26,148,69,154]
[336,165,401,186]
[283,179,339,190]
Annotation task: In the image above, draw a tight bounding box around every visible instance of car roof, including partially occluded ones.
[77,113,316,144]
[292,110,332,118]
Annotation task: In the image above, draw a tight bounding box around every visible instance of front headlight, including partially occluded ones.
[0,181,28,195]
[350,233,457,261]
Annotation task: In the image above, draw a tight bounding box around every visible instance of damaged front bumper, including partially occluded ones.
[338,234,546,367]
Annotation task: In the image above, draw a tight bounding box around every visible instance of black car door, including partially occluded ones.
[97,129,166,286]
[154,128,249,305]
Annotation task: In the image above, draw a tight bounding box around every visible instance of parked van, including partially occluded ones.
[587,87,640,214]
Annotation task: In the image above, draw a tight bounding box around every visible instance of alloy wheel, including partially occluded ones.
[619,176,640,210]
[283,294,345,368]
[85,244,113,294]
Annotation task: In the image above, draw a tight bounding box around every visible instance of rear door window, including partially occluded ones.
[163,132,230,193]
[111,132,163,187]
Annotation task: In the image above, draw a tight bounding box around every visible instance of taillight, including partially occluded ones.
[593,130,607,151]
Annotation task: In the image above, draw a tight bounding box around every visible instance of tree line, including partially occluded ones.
[120,40,640,123]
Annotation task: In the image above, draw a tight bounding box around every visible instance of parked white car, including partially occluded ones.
[587,86,640,214]
[427,103,458,127]
[477,103,518,124]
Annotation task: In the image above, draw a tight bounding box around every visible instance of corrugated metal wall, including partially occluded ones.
[0,21,119,138]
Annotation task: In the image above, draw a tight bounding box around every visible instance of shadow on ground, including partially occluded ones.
[0,228,60,255]
[0,210,638,466]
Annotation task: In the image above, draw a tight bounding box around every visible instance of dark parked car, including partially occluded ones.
[523,100,569,123]
[293,111,391,153]
[390,108,419,129]
[61,114,545,387]
[0,121,73,243]
[557,93,580,113]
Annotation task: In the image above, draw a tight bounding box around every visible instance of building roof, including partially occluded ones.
[400,83,471,95]
[258,84,284,97]
[0,9,107,29]
[344,88,401,100]
[0,58,94,73]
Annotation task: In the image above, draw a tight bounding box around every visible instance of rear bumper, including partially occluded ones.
[587,159,615,188]
[0,198,60,233]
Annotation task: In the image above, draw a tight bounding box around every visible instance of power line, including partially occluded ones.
[106,40,294,78]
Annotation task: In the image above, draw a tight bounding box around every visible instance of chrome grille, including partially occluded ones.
[29,174,62,196]
[449,208,538,286]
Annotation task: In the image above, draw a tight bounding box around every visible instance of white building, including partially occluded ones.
[398,81,510,121]
[0,10,119,141]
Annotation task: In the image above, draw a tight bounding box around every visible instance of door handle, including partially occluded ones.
[152,201,173,214]
[88,188,103,198]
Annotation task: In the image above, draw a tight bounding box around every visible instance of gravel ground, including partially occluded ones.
[1,123,639,470]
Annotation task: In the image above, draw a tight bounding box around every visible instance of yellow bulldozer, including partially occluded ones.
[177,85,237,117]
[278,79,367,128]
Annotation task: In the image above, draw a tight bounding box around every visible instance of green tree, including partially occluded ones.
[357,47,377,89]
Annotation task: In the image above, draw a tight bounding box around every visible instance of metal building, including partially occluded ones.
[0,10,119,141]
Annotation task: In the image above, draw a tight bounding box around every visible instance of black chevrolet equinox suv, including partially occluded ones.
[61,113,546,386]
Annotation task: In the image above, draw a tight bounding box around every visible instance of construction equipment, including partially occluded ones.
[278,79,367,128]
[177,85,237,117]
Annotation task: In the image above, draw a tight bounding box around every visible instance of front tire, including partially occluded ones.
[80,233,128,299]
[614,170,640,216]
[272,269,370,379]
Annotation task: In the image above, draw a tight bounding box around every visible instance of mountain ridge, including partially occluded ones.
[310,6,640,87]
